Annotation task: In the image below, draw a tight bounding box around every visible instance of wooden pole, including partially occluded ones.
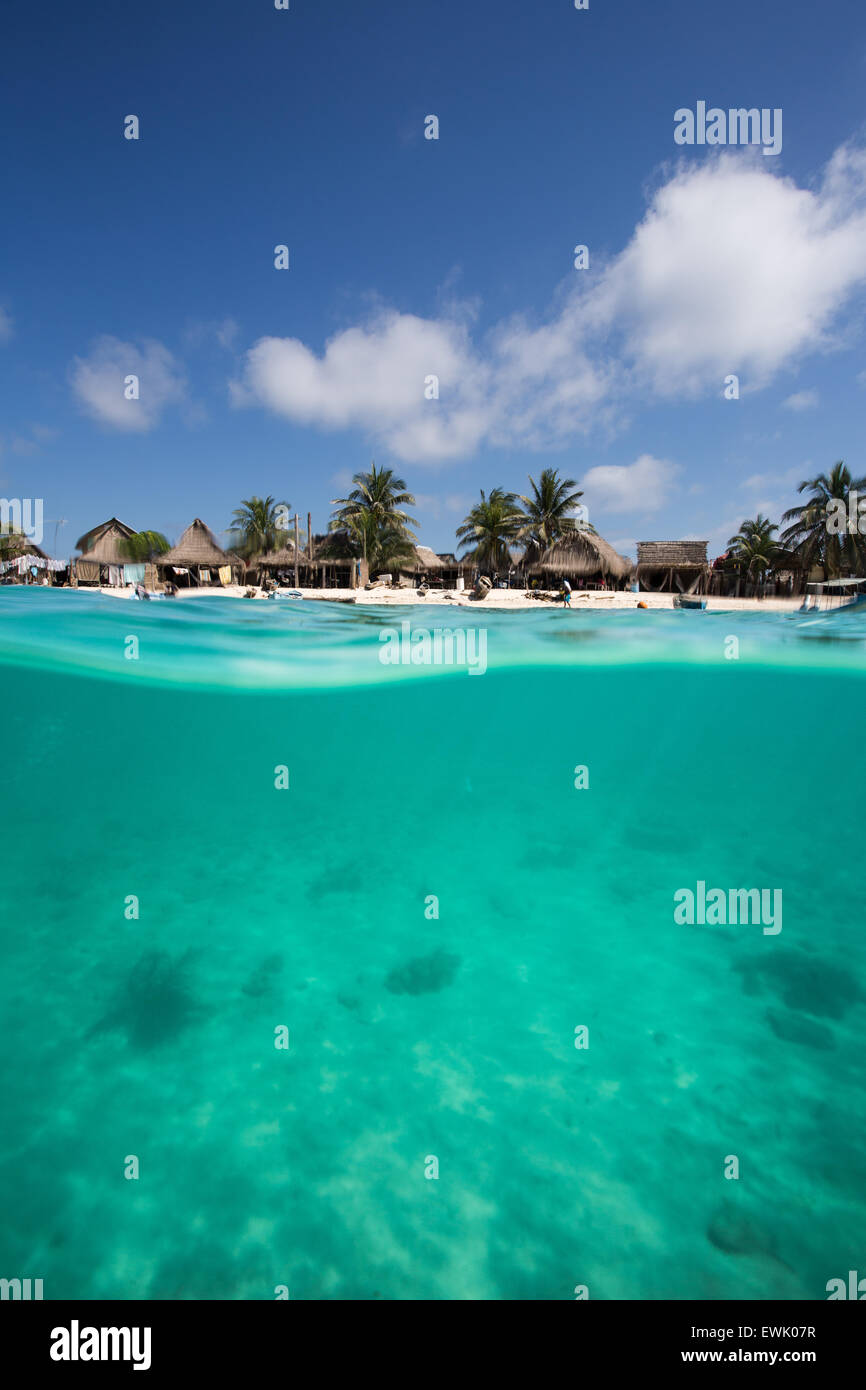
[294,514,300,588]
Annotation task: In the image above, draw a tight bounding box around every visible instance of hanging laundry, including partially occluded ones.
[218,565,232,586]
[108,565,123,586]
[199,568,211,583]
[123,564,145,585]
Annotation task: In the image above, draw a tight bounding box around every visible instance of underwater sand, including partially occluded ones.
[0,589,864,1299]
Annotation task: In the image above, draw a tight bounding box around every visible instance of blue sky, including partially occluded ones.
[2,0,865,559]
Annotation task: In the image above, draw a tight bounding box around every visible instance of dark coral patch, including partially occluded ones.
[384,949,461,996]
[707,1202,778,1258]
[734,948,862,1020]
[89,949,203,1049]
[766,1008,835,1050]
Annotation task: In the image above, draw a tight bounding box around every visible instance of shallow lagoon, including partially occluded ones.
[0,590,864,1299]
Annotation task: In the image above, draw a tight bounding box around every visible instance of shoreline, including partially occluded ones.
[69,584,805,614]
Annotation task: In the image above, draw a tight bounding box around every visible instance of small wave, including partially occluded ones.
[0,588,864,691]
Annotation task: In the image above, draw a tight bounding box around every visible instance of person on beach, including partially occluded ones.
[561,578,572,607]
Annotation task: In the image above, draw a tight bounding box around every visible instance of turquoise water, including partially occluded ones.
[1,588,864,1300]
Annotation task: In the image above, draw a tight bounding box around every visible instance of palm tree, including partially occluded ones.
[119,530,170,563]
[229,496,291,560]
[726,515,782,592]
[517,468,585,553]
[781,462,866,577]
[0,526,26,560]
[456,488,523,572]
[329,463,418,574]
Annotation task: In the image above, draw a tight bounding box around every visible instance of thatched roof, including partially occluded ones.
[637,541,708,569]
[535,530,632,580]
[76,518,139,565]
[75,517,136,554]
[258,546,316,568]
[157,518,240,569]
[0,532,50,561]
[412,545,445,571]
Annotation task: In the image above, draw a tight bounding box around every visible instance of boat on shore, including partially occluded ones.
[799,577,866,613]
[673,594,707,610]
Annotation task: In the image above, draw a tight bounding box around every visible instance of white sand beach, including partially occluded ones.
[87,583,803,613]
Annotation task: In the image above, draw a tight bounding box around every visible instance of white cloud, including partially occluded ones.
[581,454,679,514]
[741,464,804,492]
[214,318,239,349]
[232,142,866,460]
[71,337,186,431]
[330,468,355,492]
[2,423,59,456]
[414,491,472,522]
[782,389,819,411]
[231,313,494,461]
[728,464,808,529]
[590,147,866,394]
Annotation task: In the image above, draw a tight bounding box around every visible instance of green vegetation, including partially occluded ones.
[780,461,866,577]
[328,463,418,574]
[228,496,291,560]
[456,488,523,571]
[119,531,171,563]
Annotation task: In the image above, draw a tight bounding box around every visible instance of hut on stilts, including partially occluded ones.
[636,541,709,595]
[255,544,318,588]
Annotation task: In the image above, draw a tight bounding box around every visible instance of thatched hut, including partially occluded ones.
[0,533,59,584]
[528,530,633,588]
[636,541,709,594]
[256,545,318,587]
[155,518,244,587]
[399,545,445,586]
[396,545,474,588]
[318,555,358,588]
[413,545,445,572]
[435,551,472,585]
[75,517,136,556]
[307,533,361,588]
[73,517,140,586]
